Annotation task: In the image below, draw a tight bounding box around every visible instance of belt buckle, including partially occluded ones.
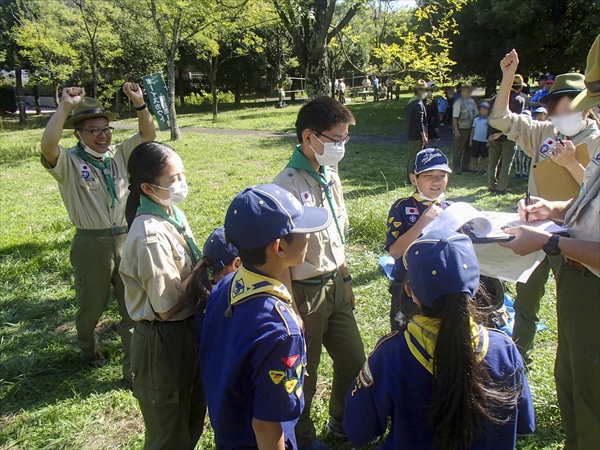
[110,226,122,235]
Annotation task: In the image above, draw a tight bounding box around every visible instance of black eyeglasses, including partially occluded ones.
[78,127,114,137]
[312,131,351,146]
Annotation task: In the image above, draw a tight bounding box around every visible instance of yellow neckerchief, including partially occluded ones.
[411,192,445,206]
[229,265,292,306]
[405,314,489,375]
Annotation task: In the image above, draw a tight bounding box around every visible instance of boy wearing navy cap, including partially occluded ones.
[344,230,535,450]
[385,148,452,331]
[202,227,240,283]
[199,184,331,450]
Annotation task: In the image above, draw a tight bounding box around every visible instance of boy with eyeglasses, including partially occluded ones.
[40,84,155,383]
[273,96,366,450]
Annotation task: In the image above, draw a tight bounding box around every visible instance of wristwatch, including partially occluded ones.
[543,234,561,256]
[134,103,148,111]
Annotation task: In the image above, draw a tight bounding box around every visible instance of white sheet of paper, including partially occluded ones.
[474,243,545,283]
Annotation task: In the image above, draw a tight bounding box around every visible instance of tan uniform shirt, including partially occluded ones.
[488,108,600,196]
[564,144,600,277]
[119,210,196,321]
[273,166,349,281]
[453,97,477,129]
[41,134,142,230]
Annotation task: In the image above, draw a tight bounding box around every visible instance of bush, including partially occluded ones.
[0,85,17,115]
[181,90,235,106]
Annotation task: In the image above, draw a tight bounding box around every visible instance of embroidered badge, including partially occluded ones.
[269,370,286,385]
[284,378,299,394]
[282,355,299,368]
[392,231,400,238]
[386,226,391,233]
[232,278,245,297]
[393,221,402,228]
[405,206,419,215]
[388,216,394,223]
[175,243,186,256]
[408,215,418,223]
[295,364,302,378]
[358,360,374,387]
[539,137,556,158]
[295,384,303,399]
[300,191,312,206]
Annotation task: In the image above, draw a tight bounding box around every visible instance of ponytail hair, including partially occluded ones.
[421,292,519,450]
[186,256,214,311]
[125,142,175,230]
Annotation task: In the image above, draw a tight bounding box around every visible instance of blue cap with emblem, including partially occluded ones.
[412,148,452,175]
[203,227,239,270]
[403,230,480,308]
[225,184,332,250]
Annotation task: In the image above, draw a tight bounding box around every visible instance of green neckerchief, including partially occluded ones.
[76,145,118,207]
[136,195,203,265]
[286,145,346,245]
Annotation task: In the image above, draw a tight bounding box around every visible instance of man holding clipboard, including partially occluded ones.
[488,49,600,369]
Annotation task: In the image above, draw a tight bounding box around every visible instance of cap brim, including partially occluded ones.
[415,164,452,175]
[291,207,332,234]
[541,89,583,103]
[64,112,119,129]
[570,88,600,111]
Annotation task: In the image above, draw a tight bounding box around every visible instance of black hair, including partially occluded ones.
[420,292,519,450]
[230,233,295,268]
[295,96,356,142]
[125,141,175,229]
[185,256,218,311]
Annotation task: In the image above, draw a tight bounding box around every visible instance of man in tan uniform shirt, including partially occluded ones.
[40,84,155,382]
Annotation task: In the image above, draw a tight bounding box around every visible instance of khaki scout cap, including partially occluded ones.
[571,34,600,111]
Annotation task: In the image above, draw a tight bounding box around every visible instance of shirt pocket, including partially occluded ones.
[78,171,102,191]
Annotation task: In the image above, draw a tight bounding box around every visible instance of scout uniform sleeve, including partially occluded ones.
[513,344,536,435]
[252,333,305,423]
[136,230,185,315]
[41,145,72,184]
[385,201,408,250]
[117,133,143,163]
[343,338,392,447]
[488,108,553,157]
[452,99,461,118]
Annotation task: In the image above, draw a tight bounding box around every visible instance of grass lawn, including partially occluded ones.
[0,104,564,449]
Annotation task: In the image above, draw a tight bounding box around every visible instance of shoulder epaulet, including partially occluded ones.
[354,331,400,390]
[271,299,302,336]
[275,167,298,185]
[392,197,412,209]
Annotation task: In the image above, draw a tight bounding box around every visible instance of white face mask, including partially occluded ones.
[417,186,445,202]
[310,135,345,167]
[421,92,428,100]
[151,178,188,206]
[78,132,108,158]
[550,112,585,137]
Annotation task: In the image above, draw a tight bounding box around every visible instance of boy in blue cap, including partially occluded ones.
[199,184,332,450]
[344,230,535,450]
[385,148,452,331]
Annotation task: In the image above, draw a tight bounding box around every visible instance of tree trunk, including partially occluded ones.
[91,55,98,98]
[485,73,498,98]
[167,55,181,141]
[53,82,60,107]
[33,84,41,115]
[115,90,122,116]
[235,83,241,106]
[177,67,185,107]
[210,57,218,123]
[304,54,330,98]
[15,68,26,125]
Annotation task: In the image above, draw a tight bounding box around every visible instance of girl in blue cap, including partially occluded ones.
[344,230,535,450]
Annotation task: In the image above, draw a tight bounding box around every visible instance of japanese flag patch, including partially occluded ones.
[405,207,419,215]
[79,164,93,180]
[300,191,313,206]
[539,137,556,158]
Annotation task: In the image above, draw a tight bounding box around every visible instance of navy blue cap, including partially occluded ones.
[203,227,239,270]
[225,184,332,250]
[403,230,479,308]
[413,148,452,175]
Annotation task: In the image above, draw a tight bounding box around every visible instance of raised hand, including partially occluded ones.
[61,87,85,108]
[500,49,519,77]
[123,82,145,107]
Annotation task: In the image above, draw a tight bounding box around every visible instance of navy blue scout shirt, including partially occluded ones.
[198,266,306,450]
[385,193,451,281]
[343,319,535,449]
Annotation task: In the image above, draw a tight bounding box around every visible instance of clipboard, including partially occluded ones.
[461,225,515,244]
[532,143,590,201]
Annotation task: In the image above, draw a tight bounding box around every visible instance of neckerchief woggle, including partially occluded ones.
[405,314,489,375]
[136,195,203,265]
[286,145,346,245]
[76,145,119,207]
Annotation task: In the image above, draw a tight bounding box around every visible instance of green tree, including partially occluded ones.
[272,0,364,97]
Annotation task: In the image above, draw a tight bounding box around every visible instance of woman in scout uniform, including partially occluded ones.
[40,84,155,380]
[489,49,600,369]
[501,36,600,449]
[119,142,205,450]
[343,230,535,450]
[452,81,477,173]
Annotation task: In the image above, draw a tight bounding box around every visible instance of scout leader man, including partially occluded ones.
[273,96,366,450]
[40,84,156,383]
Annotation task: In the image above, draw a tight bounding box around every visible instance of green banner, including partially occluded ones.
[141,73,171,131]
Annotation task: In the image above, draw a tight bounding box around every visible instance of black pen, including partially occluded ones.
[525,189,531,223]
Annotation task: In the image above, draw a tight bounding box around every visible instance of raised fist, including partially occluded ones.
[123,82,145,106]
[61,87,85,107]
[500,49,519,76]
